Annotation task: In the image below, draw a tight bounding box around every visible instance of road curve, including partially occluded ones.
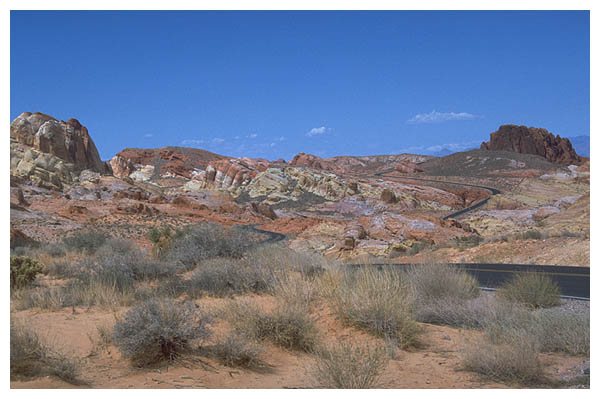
[244,170,588,300]
[371,171,501,220]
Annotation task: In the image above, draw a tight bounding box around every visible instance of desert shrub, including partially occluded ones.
[113,299,212,366]
[405,263,479,303]
[10,320,80,383]
[10,247,29,256]
[43,243,67,258]
[560,230,584,238]
[148,225,180,259]
[407,241,428,255]
[186,258,272,298]
[498,272,560,308]
[461,329,544,385]
[210,332,264,369]
[533,309,589,355]
[520,230,543,240]
[10,256,44,289]
[62,230,109,254]
[167,223,249,268]
[224,300,318,352]
[321,267,420,348]
[271,272,316,310]
[250,245,329,279]
[485,307,590,356]
[311,340,389,389]
[411,294,530,329]
[454,235,483,248]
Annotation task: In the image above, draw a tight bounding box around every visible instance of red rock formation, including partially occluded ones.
[10,112,106,172]
[203,158,270,190]
[394,160,424,174]
[480,125,583,165]
[249,202,278,219]
[289,152,432,175]
[111,146,229,179]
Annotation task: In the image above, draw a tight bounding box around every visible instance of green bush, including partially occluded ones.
[498,272,560,308]
[10,256,44,289]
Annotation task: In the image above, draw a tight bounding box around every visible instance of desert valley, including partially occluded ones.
[9,111,590,389]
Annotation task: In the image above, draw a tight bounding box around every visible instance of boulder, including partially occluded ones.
[380,188,396,204]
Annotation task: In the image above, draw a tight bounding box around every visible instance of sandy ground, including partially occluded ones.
[10,295,588,389]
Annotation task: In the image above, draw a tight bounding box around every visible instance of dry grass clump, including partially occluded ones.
[223,299,318,352]
[485,307,590,357]
[405,262,479,303]
[461,329,544,385]
[498,272,560,308]
[186,258,274,298]
[166,222,250,269]
[11,319,81,384]
[112,299,212,366]
[210,332,265,369]
[533,309,589,355]
[319,266,420,348]
[62,230,109,254]
[311,340,389,389]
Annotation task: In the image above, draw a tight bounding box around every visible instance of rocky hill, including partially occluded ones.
[289,153,431,175]
[109,146,230,180]
[480,125,583,165]
[10,112,108,190]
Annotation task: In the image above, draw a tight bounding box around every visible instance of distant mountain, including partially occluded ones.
[431,148,455,157]
[567,135,590,157]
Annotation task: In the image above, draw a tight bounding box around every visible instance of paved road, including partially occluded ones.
[345,263,590,299]
[246,171,588,300]
[372,171,501,220]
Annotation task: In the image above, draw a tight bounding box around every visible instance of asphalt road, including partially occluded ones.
[246,171,589,300]
[373,172,501,220]
[345,263,590,299]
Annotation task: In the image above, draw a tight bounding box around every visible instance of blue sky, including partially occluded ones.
[11,11,589,161]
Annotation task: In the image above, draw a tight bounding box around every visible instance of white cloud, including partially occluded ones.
[306,126,331,137]
[181,139,204,146]
[247,133,258,139]
[277,136,285,141]
[211,138,225,144]
[144,133,153,138]
[407,110,482,124]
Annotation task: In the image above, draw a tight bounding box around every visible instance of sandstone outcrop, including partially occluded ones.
[201,158,270,192]
[480,125,583,165]
[10,112,108,190]
[11,112,105,172]
[244,167,360,204]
